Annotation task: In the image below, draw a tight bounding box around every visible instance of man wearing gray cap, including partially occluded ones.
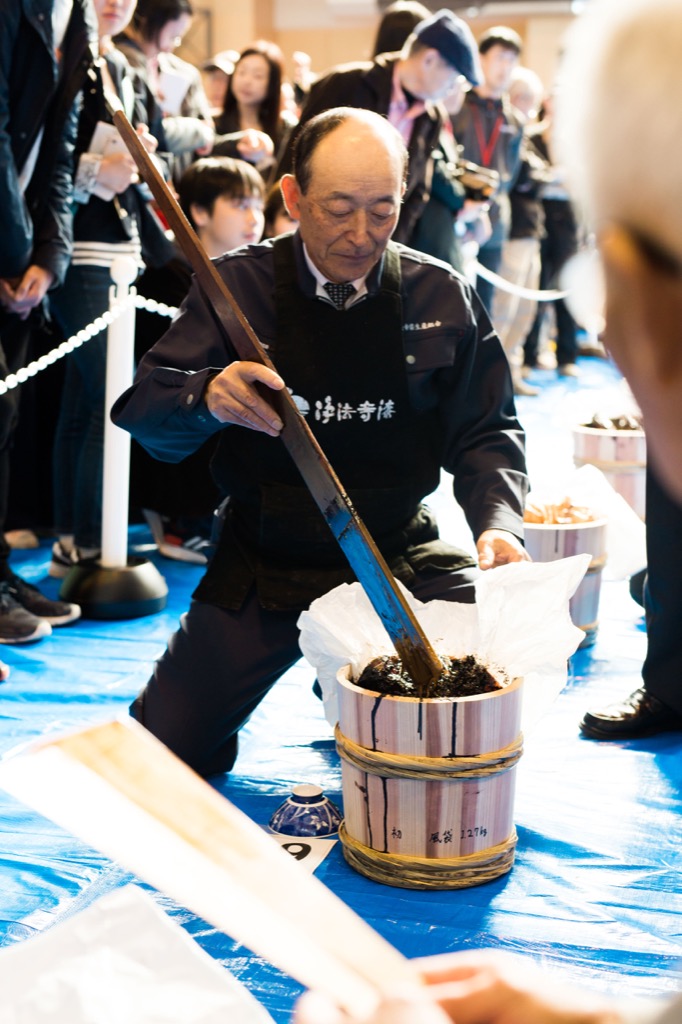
[275,8,482,246]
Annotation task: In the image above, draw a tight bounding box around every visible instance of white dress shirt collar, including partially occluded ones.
[301,243,368,308]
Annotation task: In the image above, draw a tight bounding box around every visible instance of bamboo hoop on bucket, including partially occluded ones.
[338,822,518,890]
[335,724,523,781]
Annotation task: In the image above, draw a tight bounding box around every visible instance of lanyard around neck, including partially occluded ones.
[472,106,504,168]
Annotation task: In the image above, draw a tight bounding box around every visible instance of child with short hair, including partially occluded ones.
[133,156,265,565]
[178,156,266,258]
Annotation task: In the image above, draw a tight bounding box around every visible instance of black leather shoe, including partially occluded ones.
[580,687,682,740]
[629,567,647,608]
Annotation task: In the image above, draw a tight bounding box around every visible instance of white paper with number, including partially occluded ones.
[267,831,337,874]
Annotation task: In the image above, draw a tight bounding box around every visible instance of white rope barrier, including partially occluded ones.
[0,294,178,397]
[0,260,568,399]
[473,260,568,301]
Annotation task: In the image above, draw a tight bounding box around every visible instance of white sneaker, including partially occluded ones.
[537,351,558,370]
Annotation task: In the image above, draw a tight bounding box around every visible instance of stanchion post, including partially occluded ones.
[58,257,168,619]
[101,257,137,569]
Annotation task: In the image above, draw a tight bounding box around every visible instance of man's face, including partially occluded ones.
[282,122,404,283]
[416,50,462,102]
[479,44,519,96]
[442,75,468,117]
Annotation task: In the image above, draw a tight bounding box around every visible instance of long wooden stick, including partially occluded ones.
[115,110,442,691]
[0,719,414,1017]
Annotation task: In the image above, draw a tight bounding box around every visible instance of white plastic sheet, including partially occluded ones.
[298,555,590,735]
[528,463,646,579]
[0,885,274,1024]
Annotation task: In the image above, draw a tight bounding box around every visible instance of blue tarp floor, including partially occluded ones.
[0,353,680,1022]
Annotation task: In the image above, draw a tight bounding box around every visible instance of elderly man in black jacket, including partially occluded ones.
[276,9,481,246]
[113,107,529,776]
[0,0,96,645]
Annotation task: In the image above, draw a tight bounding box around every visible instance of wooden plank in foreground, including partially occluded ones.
[0,718,413,1017]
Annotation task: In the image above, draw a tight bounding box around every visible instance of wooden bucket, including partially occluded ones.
[335,667,523,890]
[573,425,646,519]
[523,518,607,648]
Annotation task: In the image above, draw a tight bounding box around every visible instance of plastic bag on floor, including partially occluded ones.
[298,555,590,735]
[528,463,646,579]
[0,884,274,1024]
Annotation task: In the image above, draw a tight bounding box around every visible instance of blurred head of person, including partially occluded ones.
[124,0,193,56]
[508,65,544,121]
[263,178,298,238]
[372,1,430,58]
[477,26,523,98]
[559,0,682,502]
[178,156,265,257]
[221,39,286,145]
[292,50,314,104]
[560,0,682,254]
[399,8,482,102]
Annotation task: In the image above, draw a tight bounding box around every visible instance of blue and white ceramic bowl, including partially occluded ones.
[269,784,343,837]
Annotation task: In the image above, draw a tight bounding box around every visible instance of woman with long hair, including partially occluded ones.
[213,40,297,176]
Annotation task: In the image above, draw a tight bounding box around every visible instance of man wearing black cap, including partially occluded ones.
[275,8,482,246]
